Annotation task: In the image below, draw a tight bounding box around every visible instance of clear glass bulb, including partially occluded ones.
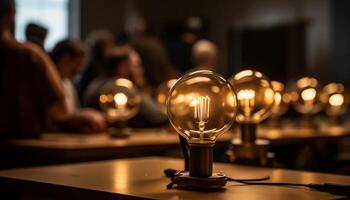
[228,70,275,124]
[156,79,178,112]
[320,83,347,116]
[270,81,290,119]
[99,78,141,122]
[292,77,323,115]
[167,70,237,144]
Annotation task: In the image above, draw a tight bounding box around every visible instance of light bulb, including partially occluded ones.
[167,70,237,177]
[270,81,290,119]
[292,77,323,115]
[228,69,275,124]
[99,78,141,122]
[227,69,273,165]
[156,79,177,111]
[320,83,347,116]
[167,70,236,144]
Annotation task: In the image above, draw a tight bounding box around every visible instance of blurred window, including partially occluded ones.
[15,0,69,50]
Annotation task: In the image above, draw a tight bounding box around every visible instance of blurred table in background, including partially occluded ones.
[0,157,349,199]
[2,121,350,171]
[0,129,232,168]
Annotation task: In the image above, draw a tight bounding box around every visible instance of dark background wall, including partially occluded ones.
[332,0,350,85]
[79,0,331,80]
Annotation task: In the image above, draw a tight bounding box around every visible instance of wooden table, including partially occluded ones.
[0,157,349,199]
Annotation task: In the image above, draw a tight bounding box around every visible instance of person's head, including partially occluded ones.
[191,39,218,70]
[0,0,15,34]
[50,39,85,80]
[25,23,48,49]
[124,12,146,38]
[106,46,144,87]
[86,29,114,60]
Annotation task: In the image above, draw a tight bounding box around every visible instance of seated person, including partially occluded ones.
[83,46,168,128]
[76,29,115,101]
[50,39,108,132]
[0,0,106,138]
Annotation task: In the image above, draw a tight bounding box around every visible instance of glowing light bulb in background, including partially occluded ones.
[320,83,347,117]
[228,69,275,124]
[156,79,178,112]
[292,77,323,115]
[270,81,290,119]
[167,70,237,177]
[114,93,128,109]
[99,78,141,122]
[227,69,273,165]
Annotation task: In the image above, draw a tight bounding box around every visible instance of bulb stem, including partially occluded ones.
[240,123,257,143]
[189,144,213,177]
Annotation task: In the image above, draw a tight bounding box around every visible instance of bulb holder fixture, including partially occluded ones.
[169,171,228,190]
[189,143,214,177]
[173,136,228,190]
[227,123,269,165]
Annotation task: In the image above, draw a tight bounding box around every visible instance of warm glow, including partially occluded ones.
[274,92,282,105]
[157,94,166,104]
[114,93,128,108]
[99,94,108,103]
[237,89,255,116]
[115,78,133,89]
[329,94,344,107]
[167,79,177,89]
[233,70,253,80]
[297,77,318,88]
[301,88,316,101]
[264,88,275,105]
[237,89,255,100]
[194,96,210,132]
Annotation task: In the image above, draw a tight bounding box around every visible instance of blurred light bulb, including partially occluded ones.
[301,88,316,102]
[270,81,289,119]
[114,93,128,109]
[99,78,141,122]
[292,77,323,115]
[156,79,177,111]
[329,94,344,106]
[167,70,237,144]
[320,83,347,116]
[228,69,275,124]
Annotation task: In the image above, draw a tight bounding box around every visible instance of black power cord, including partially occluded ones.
[164,168,350,196]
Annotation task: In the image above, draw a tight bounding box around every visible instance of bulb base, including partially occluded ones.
[169,171,227,190]
[227,138,269,166]
[240,123,257,143]
[189,144,213,177]
[228,123,269,165]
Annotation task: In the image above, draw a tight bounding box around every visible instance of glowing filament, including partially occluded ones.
[194,96,210,132]
[301,88,316,102]
[329,94,344,107]
[114,93,128,110]
[237,89,255,116]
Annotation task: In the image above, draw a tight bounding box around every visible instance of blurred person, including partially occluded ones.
[76,29,114,101]
[123,12,174,90]
[191,39,218,71]
[166,16,206,73]
[0,0,106,139]
[25,22,48,50]
[83,46,168,128]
